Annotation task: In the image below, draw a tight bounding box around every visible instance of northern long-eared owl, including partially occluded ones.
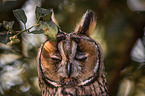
[37,10,109,96]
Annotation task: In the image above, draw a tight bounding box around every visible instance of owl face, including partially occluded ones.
[40,32,101,87]
[38,10,102,88]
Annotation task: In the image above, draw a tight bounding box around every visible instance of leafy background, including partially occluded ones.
[0,0,145,96]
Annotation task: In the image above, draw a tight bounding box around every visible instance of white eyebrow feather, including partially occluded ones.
[70,41,77,60]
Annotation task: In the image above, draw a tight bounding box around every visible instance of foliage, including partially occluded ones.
[0,6,58,44]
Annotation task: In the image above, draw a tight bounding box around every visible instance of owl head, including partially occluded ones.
[38,10,103,88]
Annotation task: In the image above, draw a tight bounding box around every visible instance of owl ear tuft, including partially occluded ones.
[75,10,96,36]
[51,9,59,26]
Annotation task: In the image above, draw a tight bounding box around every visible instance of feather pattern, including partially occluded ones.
[37,10,109,96]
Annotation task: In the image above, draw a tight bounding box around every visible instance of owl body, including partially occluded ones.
[38,10,109,96]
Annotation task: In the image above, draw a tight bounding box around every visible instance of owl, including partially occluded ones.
[37,10,109,96]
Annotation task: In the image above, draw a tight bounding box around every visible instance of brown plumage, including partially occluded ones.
[37,10,109,96]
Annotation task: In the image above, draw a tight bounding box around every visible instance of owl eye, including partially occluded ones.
[75,52,88,61]
[50,55,61,62]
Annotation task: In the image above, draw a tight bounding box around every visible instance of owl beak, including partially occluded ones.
[66,62,72,78]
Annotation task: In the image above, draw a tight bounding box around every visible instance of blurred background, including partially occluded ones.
[0,0,145,96]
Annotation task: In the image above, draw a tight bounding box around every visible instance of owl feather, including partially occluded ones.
[37,10,109,96]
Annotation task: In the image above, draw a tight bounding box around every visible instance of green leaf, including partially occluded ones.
[35,6,52,21]
[40,21,58,41]
[3,21,14,30]
[30,29,44,34]
[43,12,52,21]
[13,9,27,24]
